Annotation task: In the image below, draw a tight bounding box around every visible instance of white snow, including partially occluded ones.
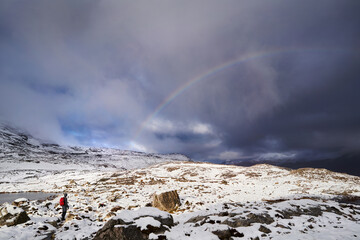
[13,198,28,203]
[114,207,171,223]
[134,217,161,230]
[1,203,23,215]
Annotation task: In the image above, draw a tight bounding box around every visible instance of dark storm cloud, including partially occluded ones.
[222,52,360,156]
[0,0,359,161]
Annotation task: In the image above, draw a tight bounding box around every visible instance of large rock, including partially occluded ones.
[152,190,181,212]
[0,203,30,226]
[94,207,174,240]
[94,225,145,240]
[12,198,29,207]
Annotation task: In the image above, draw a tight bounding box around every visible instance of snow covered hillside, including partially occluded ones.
[0,123,189,186]
[0,123,360,239]
[1,161,360,239]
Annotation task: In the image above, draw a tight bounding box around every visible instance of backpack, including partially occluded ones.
[60,197,65,206]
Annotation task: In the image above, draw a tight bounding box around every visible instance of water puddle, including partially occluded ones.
[0,192,60,204]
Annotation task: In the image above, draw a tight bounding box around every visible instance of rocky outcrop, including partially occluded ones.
[152,190,181,212]
[94,207,174,240]
[0,203,30,226]
[223,213,274,227]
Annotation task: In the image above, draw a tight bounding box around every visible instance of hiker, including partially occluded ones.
[60,193,69,221]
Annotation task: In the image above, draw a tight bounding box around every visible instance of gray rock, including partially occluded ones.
[0,203,30,227]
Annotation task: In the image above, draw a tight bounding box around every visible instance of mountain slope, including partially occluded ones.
[0,122,190,183]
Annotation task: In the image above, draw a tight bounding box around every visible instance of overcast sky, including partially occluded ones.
[1,0,360,162]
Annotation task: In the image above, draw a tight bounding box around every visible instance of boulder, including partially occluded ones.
[152,190,181,212]
[0,203,30,226]
[94,207,174,240]
[94,225,145,240]
[12,198,30,211]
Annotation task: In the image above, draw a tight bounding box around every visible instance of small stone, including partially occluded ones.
[110,206,123,212]
[219,211,229,216]
[157,235,167,240]
[38,225,49,230]
[275,223,291,229]
[212,229,231,240]
[259,225,271,234]
[213,228,243,239]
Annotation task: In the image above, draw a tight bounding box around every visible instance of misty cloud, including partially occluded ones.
[0,0,359,161]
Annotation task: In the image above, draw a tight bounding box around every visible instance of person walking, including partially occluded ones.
[60,193,69,221]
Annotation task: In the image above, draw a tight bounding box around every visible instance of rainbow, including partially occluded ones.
[133,47,351,141]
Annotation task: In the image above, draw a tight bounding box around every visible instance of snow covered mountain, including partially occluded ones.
[0,122,189,171]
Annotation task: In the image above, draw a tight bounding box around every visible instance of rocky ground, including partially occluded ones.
[1,161,360,239]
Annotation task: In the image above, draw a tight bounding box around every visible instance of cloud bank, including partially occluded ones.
[0,0,359,161]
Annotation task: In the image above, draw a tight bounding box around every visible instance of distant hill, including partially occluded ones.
[223,153,360,177]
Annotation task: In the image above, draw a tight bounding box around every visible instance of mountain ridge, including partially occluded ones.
[0,122,190,172]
